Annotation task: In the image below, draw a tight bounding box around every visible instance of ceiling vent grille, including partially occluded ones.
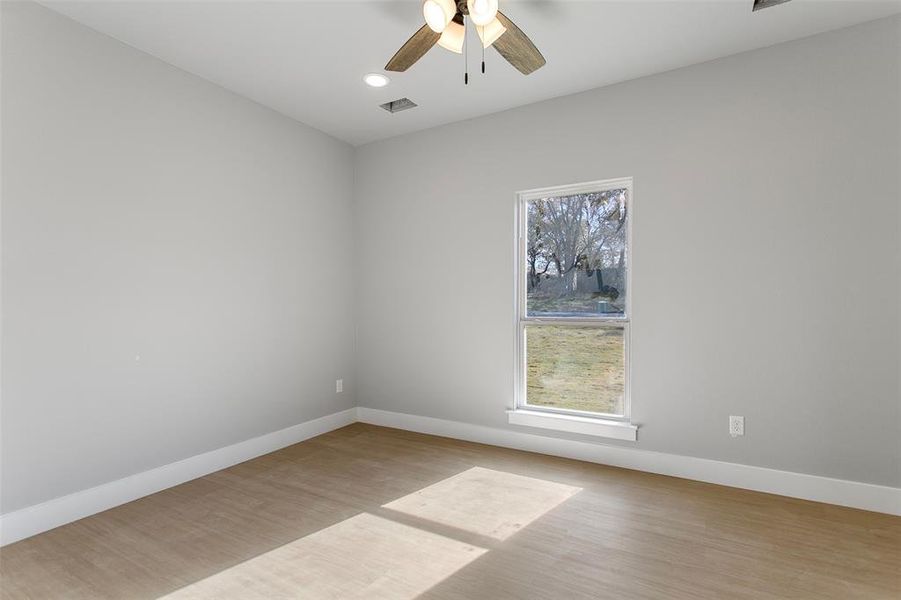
[380,98,418,114]
[752,0,792,11]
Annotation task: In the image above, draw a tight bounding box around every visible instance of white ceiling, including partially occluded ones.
[42,0,901,145]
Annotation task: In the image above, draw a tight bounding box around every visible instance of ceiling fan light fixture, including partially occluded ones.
[423,0,455,33]
[476,17,506,48]
[385,4,545,78]
[467,0,498,27]
[437,19,465,54]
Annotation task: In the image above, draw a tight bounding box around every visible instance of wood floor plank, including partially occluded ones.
[1,423,898,599]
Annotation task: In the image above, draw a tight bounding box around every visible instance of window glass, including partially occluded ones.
[526,189,628,317]
[525,325,625,417]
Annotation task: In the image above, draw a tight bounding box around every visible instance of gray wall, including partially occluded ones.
[1,2,356,513]
[1,4,897,519]
[354,16,901,487]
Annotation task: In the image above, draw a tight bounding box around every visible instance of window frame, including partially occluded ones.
[514,178,633,424]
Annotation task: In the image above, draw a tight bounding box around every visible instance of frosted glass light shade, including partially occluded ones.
[467,0,498,27]
[423,0,456,33]
[363,73,390,88]
[437,20,465,54]
[476,18,506,48]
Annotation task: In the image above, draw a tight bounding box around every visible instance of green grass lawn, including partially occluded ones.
[525,326,624,415]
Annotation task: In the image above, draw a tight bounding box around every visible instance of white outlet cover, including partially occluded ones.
[336,379,343,393]
[729,416,744,437]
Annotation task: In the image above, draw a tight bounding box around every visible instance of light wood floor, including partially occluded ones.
[1,423,898,599]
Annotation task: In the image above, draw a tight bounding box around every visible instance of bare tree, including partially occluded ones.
[530,190,627,299]
[526,202,552,291]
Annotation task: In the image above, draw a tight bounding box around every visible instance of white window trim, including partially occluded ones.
[507,409,638,441]
[511,178,637,441]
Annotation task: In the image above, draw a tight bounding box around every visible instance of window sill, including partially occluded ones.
[507,409,638,441]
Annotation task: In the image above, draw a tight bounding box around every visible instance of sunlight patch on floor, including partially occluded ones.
[383,466,582,540]
[163,513,487,599]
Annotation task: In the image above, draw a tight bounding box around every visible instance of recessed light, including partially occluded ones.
[363,73,390,88]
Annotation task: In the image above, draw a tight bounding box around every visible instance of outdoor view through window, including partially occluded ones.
[521,183,630,418]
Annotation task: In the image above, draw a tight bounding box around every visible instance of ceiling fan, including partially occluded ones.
[385,0,545,79]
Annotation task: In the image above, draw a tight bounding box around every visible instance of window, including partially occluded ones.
[513,179,633,436]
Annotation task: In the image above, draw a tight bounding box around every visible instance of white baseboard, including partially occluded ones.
[0,408,357,547]
[3,405,897,547]
[356,407,901,516]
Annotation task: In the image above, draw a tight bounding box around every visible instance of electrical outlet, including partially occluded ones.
[729,415,744,437]
[336,379,343,394]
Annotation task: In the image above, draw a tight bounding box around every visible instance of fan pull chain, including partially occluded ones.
[481,26,485,74]
[463,17,469,85]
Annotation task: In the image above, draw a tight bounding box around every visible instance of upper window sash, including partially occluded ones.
[517,178,633,324]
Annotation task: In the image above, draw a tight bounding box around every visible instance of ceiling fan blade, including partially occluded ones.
[492,11,546,75]
[385,24,441,72]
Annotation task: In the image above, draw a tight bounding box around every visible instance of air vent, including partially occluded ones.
[380,98,418,114]
[752,0,792,11]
